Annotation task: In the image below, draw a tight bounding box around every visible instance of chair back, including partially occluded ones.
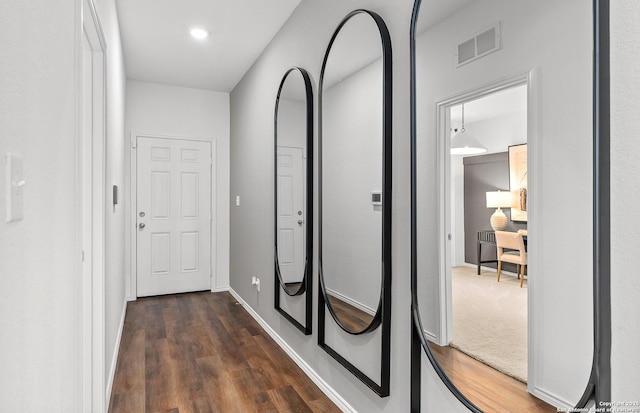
[495,231,526,256]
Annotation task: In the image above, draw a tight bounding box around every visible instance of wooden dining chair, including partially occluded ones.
[495,230,527,288]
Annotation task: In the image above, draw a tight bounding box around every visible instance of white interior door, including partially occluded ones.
[136,137,212,297]
[277,146,305,283]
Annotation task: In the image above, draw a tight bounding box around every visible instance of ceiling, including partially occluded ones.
[115,0,301,92]
[451,85,527,125]
[415,0,476,35]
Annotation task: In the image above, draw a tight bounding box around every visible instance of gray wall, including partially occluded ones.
[0,0,128,409]
[229,1,418,411]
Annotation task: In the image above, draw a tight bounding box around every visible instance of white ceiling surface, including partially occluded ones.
[116,0,301,92]
[450,84,527,125]
[415,0,476,35]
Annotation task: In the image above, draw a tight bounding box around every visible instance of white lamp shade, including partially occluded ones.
[450,131,487,155]
[486,190,513,208]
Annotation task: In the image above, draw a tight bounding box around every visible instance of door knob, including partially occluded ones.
[139,222,146,229]
[298,220,303,225]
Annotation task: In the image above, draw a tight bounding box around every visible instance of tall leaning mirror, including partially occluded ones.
[274,67,314,335]
[409,0,610,412]
[318,9,392,397]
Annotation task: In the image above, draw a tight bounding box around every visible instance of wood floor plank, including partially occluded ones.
[108,291,340,413]
[326,295,374,332]
[431,343,557,412]
[145,338,179,412]
[267,385,314,413]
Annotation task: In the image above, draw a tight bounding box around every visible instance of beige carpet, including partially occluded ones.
[450,266,528,382]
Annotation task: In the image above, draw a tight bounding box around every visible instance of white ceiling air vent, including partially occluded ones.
[456,22,502,67]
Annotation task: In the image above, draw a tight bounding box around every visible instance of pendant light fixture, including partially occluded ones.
[450,104,487,155]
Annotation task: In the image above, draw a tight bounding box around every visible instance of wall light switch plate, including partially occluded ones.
[6,152,25,223]
[235,195,240,207]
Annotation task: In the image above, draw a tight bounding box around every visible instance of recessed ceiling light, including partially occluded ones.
[190,28,209,40]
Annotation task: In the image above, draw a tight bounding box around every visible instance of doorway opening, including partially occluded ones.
[434,74,534,390]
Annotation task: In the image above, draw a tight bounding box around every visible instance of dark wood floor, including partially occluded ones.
[326,294,374,332]
[430,344,556,413]
[108,291,341,413]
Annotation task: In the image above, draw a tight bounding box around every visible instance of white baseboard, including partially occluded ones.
[227,288,356,413]
[531,385,573,411]
[211,285,229,293]
[105,299,127,409]
[422,329,439,344]
[325,288,376,316]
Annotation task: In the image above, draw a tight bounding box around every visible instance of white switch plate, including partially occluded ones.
[235,195,240,207]
[6,152,25,223]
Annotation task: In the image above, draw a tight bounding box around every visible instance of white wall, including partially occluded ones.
[0,2,79,410]
[0,1,127,409]
[95,0,128,401]
[125,80,230,293]
[611,0,640,402]
[415,0,593,406]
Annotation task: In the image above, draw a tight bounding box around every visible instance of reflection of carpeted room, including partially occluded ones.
[450,266,527,382]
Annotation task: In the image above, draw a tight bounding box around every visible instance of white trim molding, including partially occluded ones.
[77,0,107,410]
[105,300,127,408]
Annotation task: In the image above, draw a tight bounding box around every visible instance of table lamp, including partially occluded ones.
[486,190,512,231]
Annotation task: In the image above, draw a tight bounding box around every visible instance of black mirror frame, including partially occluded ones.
[408,1,611,412]
[317,9,393,398]
[274,67,314,335]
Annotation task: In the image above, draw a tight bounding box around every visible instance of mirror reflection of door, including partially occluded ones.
[277,146,305,290]
[275,68,310,298]
[274,67,313,334]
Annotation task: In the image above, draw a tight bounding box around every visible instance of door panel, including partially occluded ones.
[137,137,212,297]
[277,146,304,283]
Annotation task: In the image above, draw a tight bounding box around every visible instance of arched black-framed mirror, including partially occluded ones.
[410,0,611,412]
[409,0,610,412]
[274,67,314,335]
[317,9,392,397]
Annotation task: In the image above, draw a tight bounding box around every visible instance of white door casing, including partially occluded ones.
[276,146,305,283]
[79,0,106,410]
[136,137,212,297]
